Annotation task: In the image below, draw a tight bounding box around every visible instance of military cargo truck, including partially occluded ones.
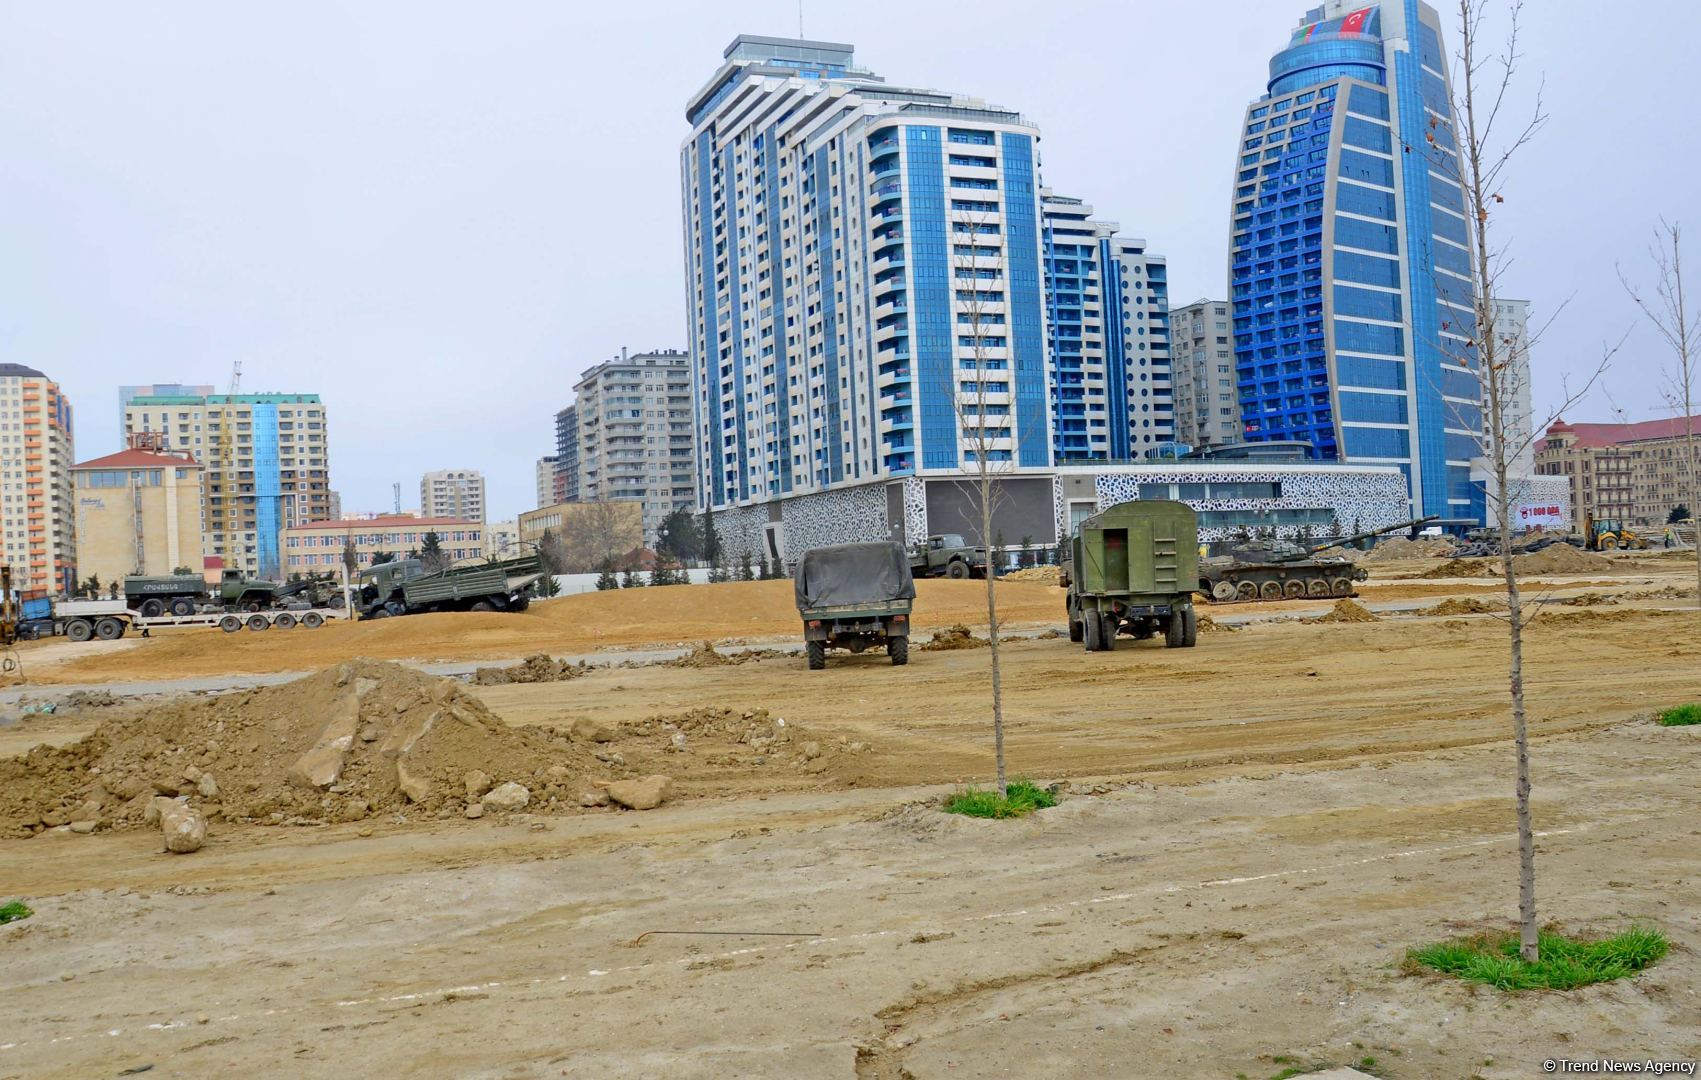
[355,553,545,619]
[123,574,210,618]
[1062,500,1199,651]
[795,542,916,670]
[909,534,988,579]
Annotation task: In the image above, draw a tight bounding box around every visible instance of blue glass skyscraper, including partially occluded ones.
[1230,1,1485,522]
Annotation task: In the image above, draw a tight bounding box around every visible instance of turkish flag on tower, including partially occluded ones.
[1339,7,1372,33]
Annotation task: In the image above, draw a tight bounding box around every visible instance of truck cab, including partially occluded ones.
[909,534,988,579]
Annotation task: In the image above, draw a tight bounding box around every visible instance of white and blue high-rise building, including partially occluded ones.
[1230,1,1485,522]
[682,35,1068,513]
[1041,191,1173,462]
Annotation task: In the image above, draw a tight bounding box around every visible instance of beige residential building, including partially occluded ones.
[421,469,486,523]
[572,348,695,543]
[1167,300,1241,449]
[70,448,205,585]
[484,519,519,559]
[282,515,485,573]
[1536,415,1701,528]
[0,364,76,596]
[124,392,331,579]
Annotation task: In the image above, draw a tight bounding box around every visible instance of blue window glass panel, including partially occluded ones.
[1336,217,1399,254]
[1431,210,1468,247]
[1340,391,1409,425]
[1420,70,1451,114]
[1431,240,1470,276]
[1342,425,1411,459]
[1418,23,1445,71]
[1429,178,1464,215]
[1334,318,1405,356]
[1444,432,1481,461]
[1431,271,1472,311]
[1337,181,1396,221]
[1347,84,1390,120]
[765,124,792,493]
[1337,355,1407,390]
[1334,284,1403,321]
[906,126,956,470]
[1000,132,1050,467]
[1444,402,1483,432]
[1343,116,1392,154]
[1440,367,1480,400]
[1338,149,1394,188]
[1335,250,1401,288]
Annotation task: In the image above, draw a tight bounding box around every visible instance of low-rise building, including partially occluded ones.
[69,448,205,585]
[1537,416,1701,528]
[282,515,485,572]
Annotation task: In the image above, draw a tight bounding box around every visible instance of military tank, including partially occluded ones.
[1198,517,1438,604]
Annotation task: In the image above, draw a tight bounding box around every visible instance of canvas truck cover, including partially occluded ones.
[794,542,917,611]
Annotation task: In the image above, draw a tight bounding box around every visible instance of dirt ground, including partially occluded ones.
[2,561,1699,1077]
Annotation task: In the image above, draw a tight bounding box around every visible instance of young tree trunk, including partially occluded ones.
[981,475,1007,796]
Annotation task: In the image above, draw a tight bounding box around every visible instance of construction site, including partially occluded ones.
[1,527,1699,1078]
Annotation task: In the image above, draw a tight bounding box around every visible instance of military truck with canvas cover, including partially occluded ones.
[1062,500,1199,651]
[908,534,988,579]
[355,553,545,619]
[794,542,916,670]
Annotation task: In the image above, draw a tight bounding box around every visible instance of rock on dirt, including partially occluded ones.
[564,717,616,743]
[482,782,530,811]
[600,775,673,810]
[920,624,989,651]
[578,790,610,808]
[1304,599,1378,624]
[471,653,589,686]
[161,804,206,853]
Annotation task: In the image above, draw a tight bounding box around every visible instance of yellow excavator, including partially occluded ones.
[1583,512,1649,551]
[1,566,17,649]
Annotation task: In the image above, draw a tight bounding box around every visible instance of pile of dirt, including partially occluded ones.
[1197,614,1238,633]
[1304,599,1378,624]
[1426,597,1503,616]
[1001,565,1061,585]
[666,641,785,668]
[1361,536,1458,563]
[1534,608,1675,627]
[472,653,590,685]
[1511,545,1614,576]
[1629,585,1700,600]
[615,707,868,780]
[1561,592,1620,607]
[920,624,990,651]
[1420,558,1492,579]
[0,660,611,837]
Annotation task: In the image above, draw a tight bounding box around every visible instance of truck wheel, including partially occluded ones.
[946,561,970,579]
[1167,607,1195,649]
[246,614,270,632]
[301,611,325,629]
[66,619,93,643]
[806,641,826,670]
[272,612,297,630]
[219,614,243,633]
[1082,612,1102,652]
[470,600,496,613]
[367,608,391,620]
[139,598,165,619]
[1068,619,1084,643]
[889,636,909,666]
[169,598,196,617]
[95,618,125,641]
[1183,606,1198,648]
[1099,613,1119,651]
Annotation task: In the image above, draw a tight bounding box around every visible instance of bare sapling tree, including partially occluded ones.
[1442,0,1611,961]
[1619,222,1701,603]
[945,212,1028,797]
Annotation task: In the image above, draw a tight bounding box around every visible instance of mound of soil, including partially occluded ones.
[667,641,785,668]
[1361,536,1458,563]
[0,660,605,837]
[920,624,990,651]
[1426,597,1503,616]
[1630,585,1700,600]
[1197,614,1238,633]
[1421,558,1493,579]
[1512,545,1614,575]
[472,653,590,685]
[1304,599,1378,624]
[1001,566,1061,585]
[1560,592,1620,608]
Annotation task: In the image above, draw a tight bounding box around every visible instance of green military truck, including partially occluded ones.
[794,542,916,670]
[1062,500,1200,652]
[124,569,338,617]
[908,534,988,579]
[356,553,545,619]
[123,574,209,618]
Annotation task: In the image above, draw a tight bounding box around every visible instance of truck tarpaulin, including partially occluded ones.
[794,543,917,611]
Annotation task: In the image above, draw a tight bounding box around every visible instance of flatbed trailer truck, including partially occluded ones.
[34,599,346,642]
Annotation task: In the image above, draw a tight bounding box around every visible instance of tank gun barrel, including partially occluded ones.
[1300,515,1441,557]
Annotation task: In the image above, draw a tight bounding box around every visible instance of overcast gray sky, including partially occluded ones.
[4,1,1697,520]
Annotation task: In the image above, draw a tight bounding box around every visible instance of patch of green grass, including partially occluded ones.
[0,900,32,925]
[1406,926,1668,991]
[1263,1058,1385,1080]
[942,778,1057,819]
[1658,702,1701,726]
